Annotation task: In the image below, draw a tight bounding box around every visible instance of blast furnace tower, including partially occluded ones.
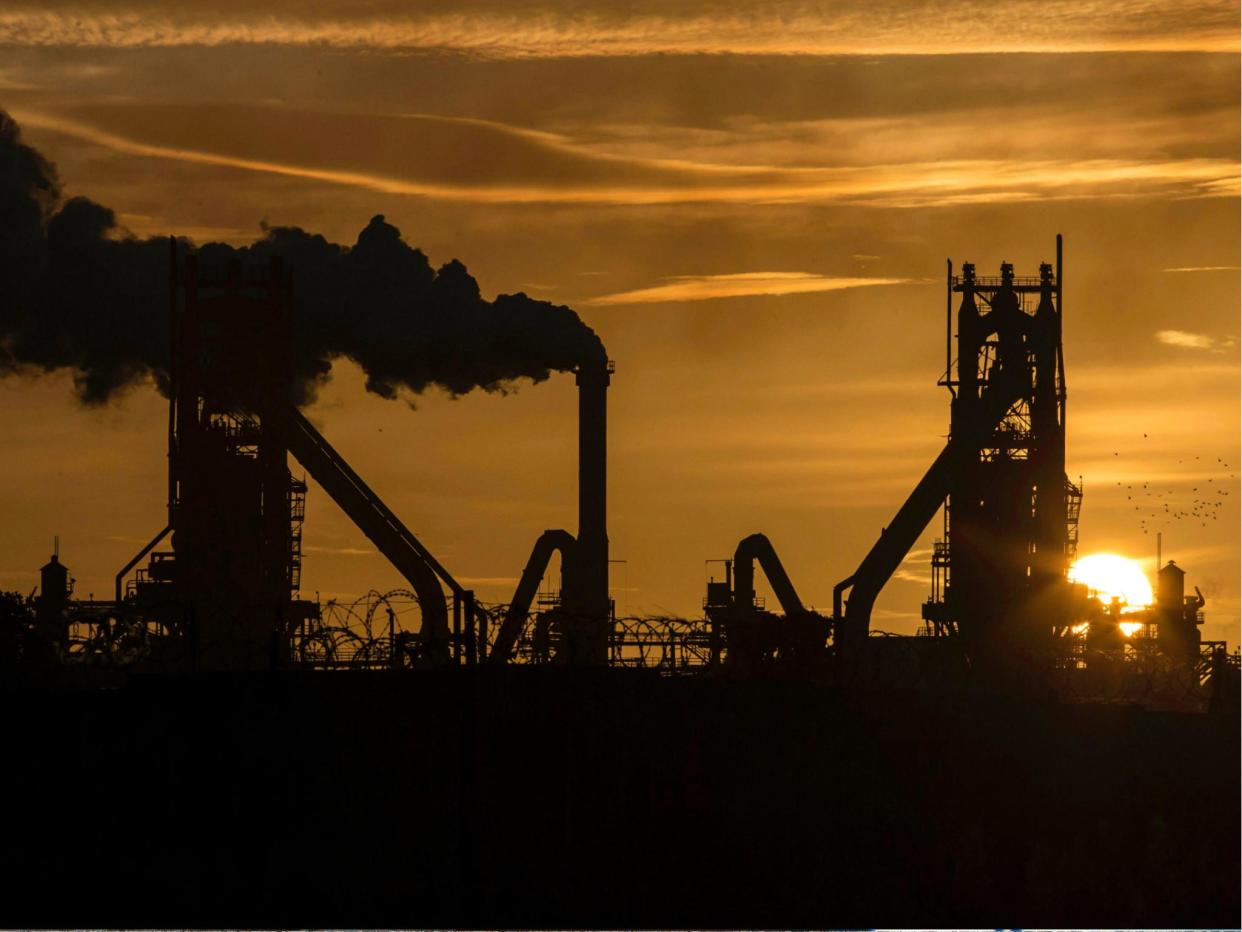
[126,248,307,671]
[923,237,1082,663]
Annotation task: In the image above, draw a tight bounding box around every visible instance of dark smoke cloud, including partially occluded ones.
[0,109,605,406]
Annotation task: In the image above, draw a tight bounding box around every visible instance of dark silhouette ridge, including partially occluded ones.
[0,108,605,407]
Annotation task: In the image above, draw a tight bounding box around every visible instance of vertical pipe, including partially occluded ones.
[464,590,477,666]
[477,595,488,663]
[1056,233,1066,419]
[1056,234,1063,316]
[575,355,611,663]
[167,237,178,526]
[178,255,199,449]
[946,258,953,393]
[262,255,292,609]
[453,593,462,665]
[176,252,199,608]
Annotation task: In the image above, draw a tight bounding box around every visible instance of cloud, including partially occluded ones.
[585,272,912,305]
[1073,361,1240,391]
[1161,265,1241,272]
[114,212,254,242]
[0,4,1236,56]
[16,105,1239,208]
[455,576,520,587]
[891,545,934,584]
[0,69,38,91]
[1156,329,1237,351]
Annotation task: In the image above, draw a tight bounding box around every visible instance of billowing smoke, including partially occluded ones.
[0,109,605,406]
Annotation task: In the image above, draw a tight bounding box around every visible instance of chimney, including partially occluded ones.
[571,355,612,662]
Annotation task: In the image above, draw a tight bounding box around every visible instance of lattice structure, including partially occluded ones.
[1065,477,1083,564]
[288,478,307,593]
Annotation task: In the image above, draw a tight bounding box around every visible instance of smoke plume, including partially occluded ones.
[0,109,605,406]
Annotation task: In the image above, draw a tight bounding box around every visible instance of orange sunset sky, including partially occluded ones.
[0,0,1238,645]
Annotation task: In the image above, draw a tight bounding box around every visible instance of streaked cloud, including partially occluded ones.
[1156,329,1237,351]
[1073,361,1240,393]
[302,545,374,556]
[578,102,1239,173]
[15,106,1239,209]
[456,576,520,587]
[1162,265,1241,272]
[892,546,933,584]
[115,212,254,242]
[0,68,38,91]
[586,272,912,305]
[0,3,1236,56]
[105,534,155,545]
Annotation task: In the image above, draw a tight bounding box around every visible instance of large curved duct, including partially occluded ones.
[490,529,578,664]
[281,406,455,655]
[733,533,806,616]
[835,377,1024,650]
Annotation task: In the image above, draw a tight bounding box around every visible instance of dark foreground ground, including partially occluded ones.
[4,668,1238,927]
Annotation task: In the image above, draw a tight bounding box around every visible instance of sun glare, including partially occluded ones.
[1068,553,1154,612]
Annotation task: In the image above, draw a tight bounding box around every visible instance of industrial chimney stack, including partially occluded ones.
[569,355,613,663]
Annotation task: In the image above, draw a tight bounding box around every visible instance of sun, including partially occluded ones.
[1068,553,1154,611]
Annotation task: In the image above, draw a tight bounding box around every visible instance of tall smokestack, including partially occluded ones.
[572,355,612,663]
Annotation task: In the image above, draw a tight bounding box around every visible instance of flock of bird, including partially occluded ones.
[1113,440,1234,533]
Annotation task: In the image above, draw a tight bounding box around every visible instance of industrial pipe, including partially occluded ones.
[490,529,577,664]
[560,355,613,665]
[115,525,171,603]
[574,355,611,625]
[732,533,806,616]
[282,406,457,660]
[835,376,1025,650]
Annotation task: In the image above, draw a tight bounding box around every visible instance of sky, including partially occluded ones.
[0,0,1238,645]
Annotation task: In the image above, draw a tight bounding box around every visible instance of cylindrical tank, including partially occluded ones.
[1156,560,1195,661]
[1157,560,1185,609]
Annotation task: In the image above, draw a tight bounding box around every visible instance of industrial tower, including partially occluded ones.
[923,238,1081,662]
[836,237,1080,677]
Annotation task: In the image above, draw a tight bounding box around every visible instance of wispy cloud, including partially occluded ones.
[15,107,1239,209]
[585,272,912,305]
[891,545,934,584]
[1074,360,1241,390]
[0,68,38,90]
[115,213,255,242]
[0,5,1236,56]
[456,576,520,587]
[1161,265,1241,272]
[1156,329,1238,352]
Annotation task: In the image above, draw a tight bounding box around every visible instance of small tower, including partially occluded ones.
[36,540,71,637]
[1156,560,1203,661]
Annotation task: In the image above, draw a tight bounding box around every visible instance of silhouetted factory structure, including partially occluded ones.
[15,236,1235,706]
[5,234,1239,927]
